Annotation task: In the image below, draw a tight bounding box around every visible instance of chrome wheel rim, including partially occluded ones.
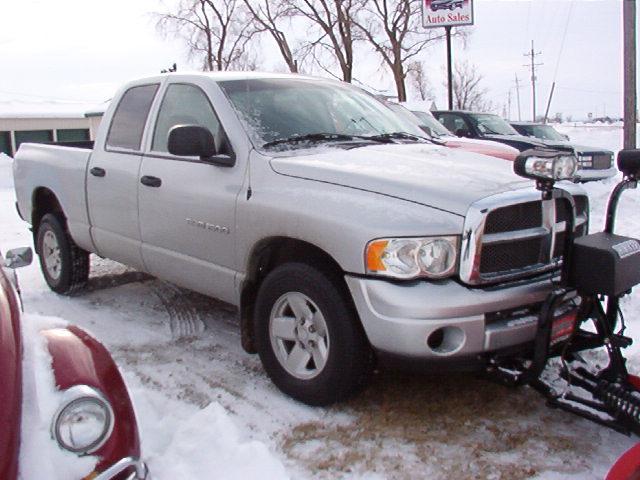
[42,230,62,280]
[269,292,330,380]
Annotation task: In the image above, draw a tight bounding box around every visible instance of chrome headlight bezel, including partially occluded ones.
[51,385,115,455]
[365,236,459,280]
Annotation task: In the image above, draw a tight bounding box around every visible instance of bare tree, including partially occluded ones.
[156,0,255,71]
[243,0,298,73]
[452,61,492,111]
[353,0,446,101]
[292,0,362,82]
[407,61,432,101]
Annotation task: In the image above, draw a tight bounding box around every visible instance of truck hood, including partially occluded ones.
[269,143,529,216]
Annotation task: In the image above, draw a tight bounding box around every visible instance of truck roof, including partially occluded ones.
[126,71,333,85]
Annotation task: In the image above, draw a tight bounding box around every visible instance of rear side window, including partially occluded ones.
[106,84,159,151]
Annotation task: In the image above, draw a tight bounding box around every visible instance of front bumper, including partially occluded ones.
[92,457,148,480]
[346,274,557,360]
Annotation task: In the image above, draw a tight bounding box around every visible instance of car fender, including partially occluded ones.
[607,443,640,480]
[42,326,141,473]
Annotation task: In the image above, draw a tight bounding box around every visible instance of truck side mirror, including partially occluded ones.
[168,125,217,158]
[455,128,469,138]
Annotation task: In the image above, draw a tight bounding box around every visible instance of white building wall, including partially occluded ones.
[0,117,92,155]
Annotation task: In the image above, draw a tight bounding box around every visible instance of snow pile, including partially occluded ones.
[19,314,98,479]
[134,386,289,480]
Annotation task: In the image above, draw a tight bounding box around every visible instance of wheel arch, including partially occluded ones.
[31,187,65,251]
[239,236,349,354]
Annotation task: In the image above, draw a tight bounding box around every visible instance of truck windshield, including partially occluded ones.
[469,113,520,136]
[218,78,427,150]
[520,124,566,141]
[410,110,452,137]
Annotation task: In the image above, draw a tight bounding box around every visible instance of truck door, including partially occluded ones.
[138,81,243,304]
[87,84,159,270]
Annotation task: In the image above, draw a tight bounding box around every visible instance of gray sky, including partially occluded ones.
[0,0,635,120]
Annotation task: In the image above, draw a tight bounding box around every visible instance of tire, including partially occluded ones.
[36,213,89,295]
[254,262,372,406]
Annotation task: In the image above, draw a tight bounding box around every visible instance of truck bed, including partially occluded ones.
[13,142,94,253]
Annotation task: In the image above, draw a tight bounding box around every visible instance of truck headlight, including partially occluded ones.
[365,236,459,279]
[51,385,114,455]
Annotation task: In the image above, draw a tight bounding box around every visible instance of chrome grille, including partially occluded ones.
[460,186,589,285]
[483,201,542,234]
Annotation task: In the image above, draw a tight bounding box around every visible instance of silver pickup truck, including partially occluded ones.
[13,72,588,405]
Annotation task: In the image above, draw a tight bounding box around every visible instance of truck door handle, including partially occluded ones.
[140,175,162,188]
[90,167,106,177]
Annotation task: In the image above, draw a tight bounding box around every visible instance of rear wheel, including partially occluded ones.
[36,213,89,294]
[254,263,372,406]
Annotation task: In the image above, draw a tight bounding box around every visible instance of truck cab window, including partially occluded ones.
[106,84,159,151]
[152,84,226,155]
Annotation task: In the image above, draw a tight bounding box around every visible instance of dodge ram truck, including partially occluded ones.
[13,72,589,406]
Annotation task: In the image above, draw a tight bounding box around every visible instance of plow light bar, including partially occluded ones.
[514,149,578,182]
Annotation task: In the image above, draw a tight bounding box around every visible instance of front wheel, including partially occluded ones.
[254,263,372,406]
[36,213,89,294]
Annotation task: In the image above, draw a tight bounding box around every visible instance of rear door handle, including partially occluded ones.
[140,175,162,188]
[90,167,106,177]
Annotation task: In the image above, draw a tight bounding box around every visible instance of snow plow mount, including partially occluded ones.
[487,289,640,436]
[486,149,640,436]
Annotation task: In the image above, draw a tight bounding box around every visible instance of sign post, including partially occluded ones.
[422,0,474,110]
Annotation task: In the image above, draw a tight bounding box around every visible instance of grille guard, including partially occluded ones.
[460,183,588,286]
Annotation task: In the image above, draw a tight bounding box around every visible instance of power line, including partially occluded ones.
[552,0,574,81]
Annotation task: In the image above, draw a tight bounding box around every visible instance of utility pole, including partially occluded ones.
[507,90,512,120]
[514,74,522,121]
[446,26,453,110]
[624,0,637,149]
[524,40,543,121]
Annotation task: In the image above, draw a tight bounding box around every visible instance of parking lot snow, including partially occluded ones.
[1,125,639,479]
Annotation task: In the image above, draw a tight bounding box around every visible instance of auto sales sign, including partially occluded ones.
[422,0,474,28]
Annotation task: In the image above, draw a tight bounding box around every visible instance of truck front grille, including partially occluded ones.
[579,153,613,170]
[480,238,543,274]
[460,187,589,285]
[483,201,542,234]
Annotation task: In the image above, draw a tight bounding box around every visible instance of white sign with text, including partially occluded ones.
[422,0,474,28]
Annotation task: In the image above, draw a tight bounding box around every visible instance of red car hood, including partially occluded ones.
[443,137,519,161]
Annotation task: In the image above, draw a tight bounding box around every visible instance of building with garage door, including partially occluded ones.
[0,101,97,157]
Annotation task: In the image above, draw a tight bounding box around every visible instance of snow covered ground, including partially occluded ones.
[1,125,639,479]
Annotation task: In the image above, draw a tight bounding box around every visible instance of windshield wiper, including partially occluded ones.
[366,132,429,142]
[262,132,390,149]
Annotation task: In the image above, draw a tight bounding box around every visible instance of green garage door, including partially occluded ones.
[0,131,11,156]
[57,128,90,142]
[14,130,53,149]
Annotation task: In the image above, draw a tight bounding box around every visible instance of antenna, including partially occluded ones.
[523,40,543,121]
